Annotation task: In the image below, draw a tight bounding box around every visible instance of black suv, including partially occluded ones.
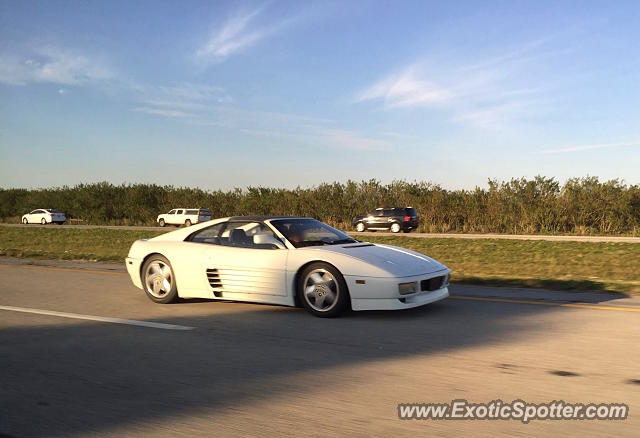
[352,207,419,233]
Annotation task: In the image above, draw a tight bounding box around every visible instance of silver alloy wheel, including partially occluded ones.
[356,222,365,232]
[391,223,401,233]
[303,268,339,312]
[22,218,27,224]
[159,219,165,227]
[41,218,46,225]
[144,260,173,298]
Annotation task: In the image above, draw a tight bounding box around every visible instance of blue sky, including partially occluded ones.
[1,0,639,190]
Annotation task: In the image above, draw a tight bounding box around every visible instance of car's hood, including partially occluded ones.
[315,243,447,277]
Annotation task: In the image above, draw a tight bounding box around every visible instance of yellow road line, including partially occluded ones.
[450,295,640,313]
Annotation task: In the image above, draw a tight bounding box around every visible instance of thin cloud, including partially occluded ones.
[354,68,454,108]
[132,107,195,119]
[196,6,295,64]
[536,141,640,155]
[0,47,113,86]
[352,38,562,128]
[130,82,233,118]
[319,128,393,151]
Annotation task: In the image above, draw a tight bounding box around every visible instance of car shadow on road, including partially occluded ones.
[0,291,624,436]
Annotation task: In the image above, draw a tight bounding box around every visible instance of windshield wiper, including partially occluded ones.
[297,240,331,247]
[330,238,358,245]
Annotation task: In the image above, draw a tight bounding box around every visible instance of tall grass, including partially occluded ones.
[1,176,639,235]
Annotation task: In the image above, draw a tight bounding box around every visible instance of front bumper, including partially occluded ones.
[345,269,450,311]
[351,287,449,310]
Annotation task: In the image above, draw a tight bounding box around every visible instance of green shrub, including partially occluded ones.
[1,177,638,235]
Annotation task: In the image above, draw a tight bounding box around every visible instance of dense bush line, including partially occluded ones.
[1,177,639,235]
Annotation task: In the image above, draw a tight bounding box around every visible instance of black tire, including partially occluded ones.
[141,255,178,304]
[185,219,192,227]
[355,222,365,232]
[390,222,401,233]
[22,218,28,224]
[402,229,411,233]
[41,218,46,225]
[297,262,350,318]
[158,218,165,227]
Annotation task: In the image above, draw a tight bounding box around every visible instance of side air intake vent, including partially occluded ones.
[206,268,223,288]
[421,275,445,292]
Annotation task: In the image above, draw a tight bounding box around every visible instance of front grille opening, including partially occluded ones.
[421,275,445,292]
[206,268,223,288]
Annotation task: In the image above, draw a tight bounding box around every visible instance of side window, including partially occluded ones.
[168,210,176,215]
[383,209,394,217]
[372,210,384,217]
[185,209,198,215]
[176,209,184,215]
[220,222,282,249]
[189,223,224,244]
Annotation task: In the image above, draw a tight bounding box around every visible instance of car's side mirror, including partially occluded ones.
[253,233,286,249]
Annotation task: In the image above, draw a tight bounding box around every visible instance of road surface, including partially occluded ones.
[0,259,639,436]
[2,223,639,243]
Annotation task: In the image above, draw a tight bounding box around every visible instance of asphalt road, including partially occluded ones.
[2,223,640,243]
[1,260,639,437]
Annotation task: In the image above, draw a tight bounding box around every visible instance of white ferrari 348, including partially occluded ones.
[125,216,450,317]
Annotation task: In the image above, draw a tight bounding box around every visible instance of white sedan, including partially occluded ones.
[22,209,66,225]
[125,216,450,317]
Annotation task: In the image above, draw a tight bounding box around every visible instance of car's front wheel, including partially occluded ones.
[22,218,28,224]
[297,263,349,317]
[40,218,46,225]
[158,218,165,227]
[355,222,365,232]
[141,255,178,304]
[390,222,401,233]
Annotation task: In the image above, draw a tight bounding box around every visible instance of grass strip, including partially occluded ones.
[1,227,638,294]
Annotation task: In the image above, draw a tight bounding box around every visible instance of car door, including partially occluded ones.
[26,210,37,222]
[33,210,45,223]
[174,209,184,225]
[205,221,288,297]
[369,209,387,228]
[166,209,178,225]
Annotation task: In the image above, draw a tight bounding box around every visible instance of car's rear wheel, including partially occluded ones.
[141,255,178,304]
[185,219,192,227]
[158,218,165,227]
[355,222,365,232]
[41,218,46,225]
[390,223,401,233]
[22,218,28,224]
[297,263,349,317]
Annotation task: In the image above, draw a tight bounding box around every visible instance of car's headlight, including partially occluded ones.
[398,281,417,295]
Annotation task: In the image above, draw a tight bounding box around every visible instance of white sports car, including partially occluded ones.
[125,216,450,317]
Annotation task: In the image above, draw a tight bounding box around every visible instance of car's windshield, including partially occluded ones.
[270,218,357,248]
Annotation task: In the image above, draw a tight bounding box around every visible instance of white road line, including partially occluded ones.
[0,305,196,331]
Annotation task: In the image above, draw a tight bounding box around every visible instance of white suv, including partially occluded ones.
[157,208,212,227]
